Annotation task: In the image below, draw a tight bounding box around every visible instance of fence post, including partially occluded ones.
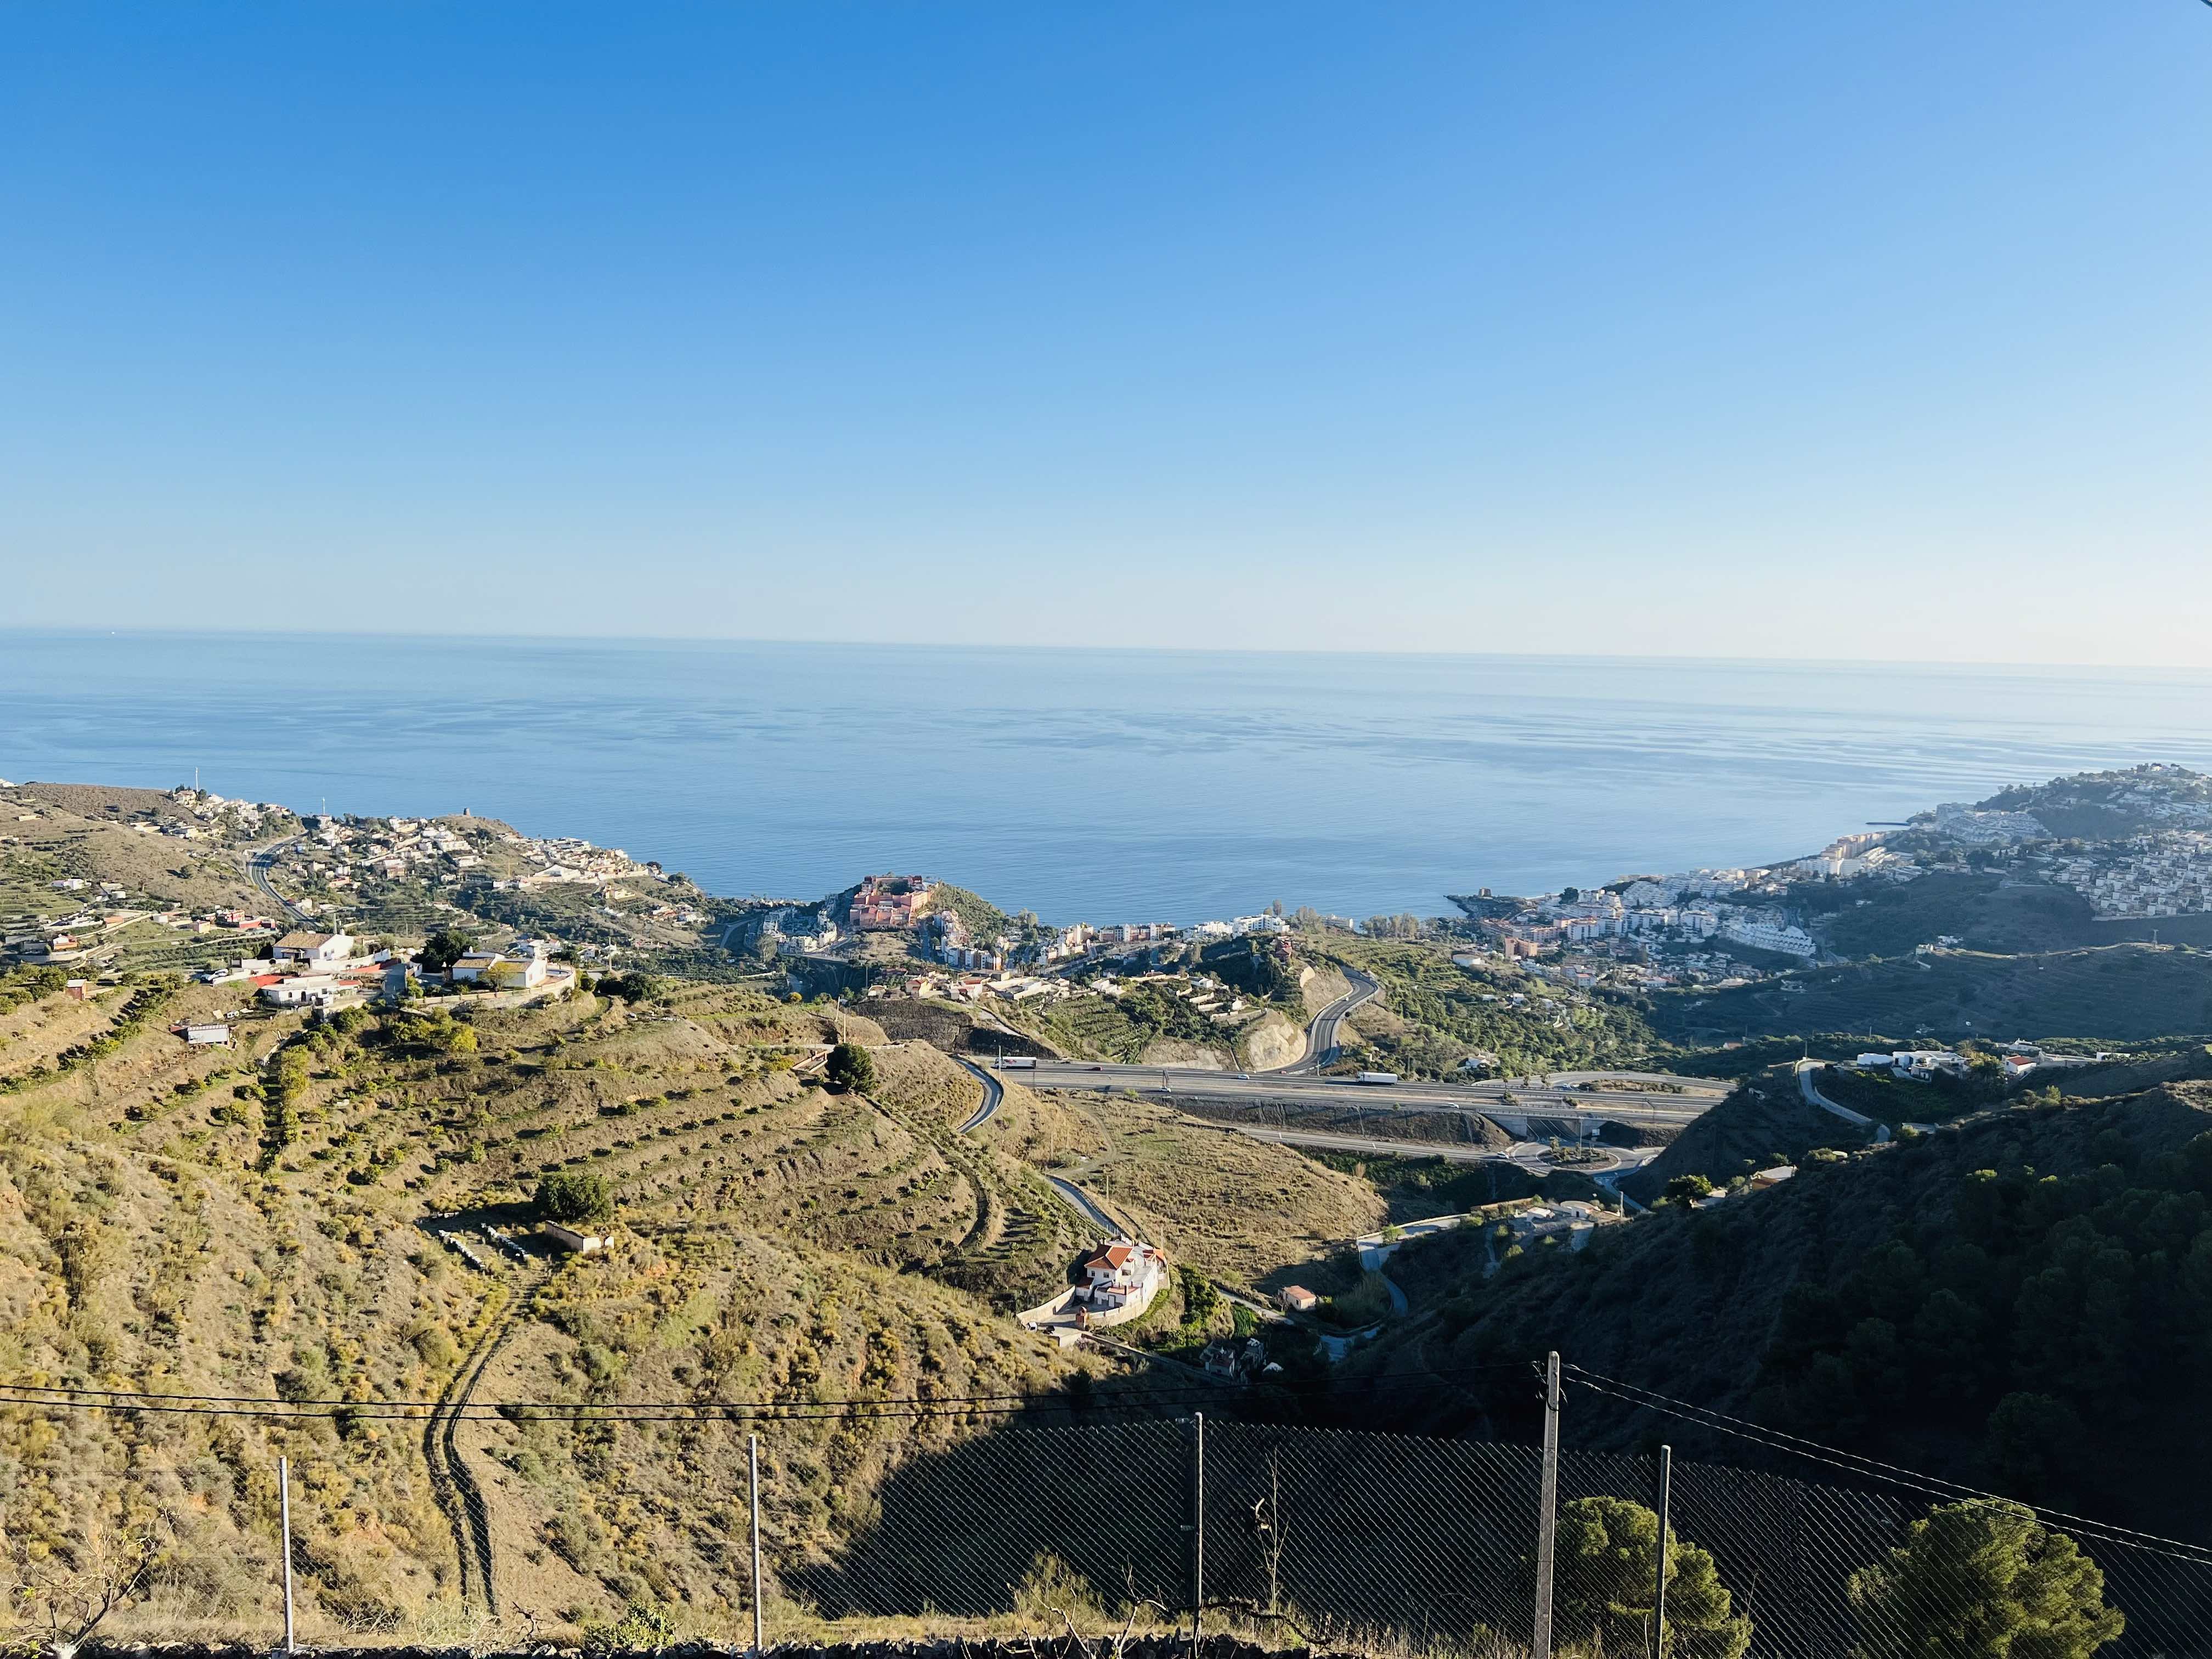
[278,1455,296,1655]
[749,1433,766,1656]
[1651,1445,1671,1659]
[1190,1412,1207,1654]
[1533,1352,1561,1659]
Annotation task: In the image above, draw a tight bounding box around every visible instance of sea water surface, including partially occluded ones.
[6,631,2212,923]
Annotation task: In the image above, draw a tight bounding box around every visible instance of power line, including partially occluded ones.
[1564,1363,2212,1567]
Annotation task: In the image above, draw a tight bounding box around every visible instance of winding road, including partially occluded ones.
[1796,1058,1890,1142]
[1044,1173,1121,1233]
[1261,968,1381,1075]
[239,837,315,926]
[952,1057,1004,1133]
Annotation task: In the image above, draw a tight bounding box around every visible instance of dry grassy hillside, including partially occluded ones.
[0,904,1420,1651]
[0,782,273,922]
[0,972,1113,1646]
[1029,1090,1385,1288]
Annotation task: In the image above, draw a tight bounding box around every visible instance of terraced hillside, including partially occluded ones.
[0,973,1108,1646]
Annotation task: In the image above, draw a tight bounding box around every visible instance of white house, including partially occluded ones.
[1076,1239,1168,1313]
[261,974,343,1007]
[450,945,550,989]
[182,1023,232,1046]
[1889,1049,1969,1080]
[274,930,353,968]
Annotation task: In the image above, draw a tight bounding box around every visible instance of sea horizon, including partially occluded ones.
[10,629,2212,924]
[16,623,2212,680]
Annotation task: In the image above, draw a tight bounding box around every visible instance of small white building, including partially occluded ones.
[274,930,353,968]
[450,947,550,989]
[539,1221,608,1254]
[182,1023,232,1046]
[261,974,343,1007]
[1889,1049,1969,1080]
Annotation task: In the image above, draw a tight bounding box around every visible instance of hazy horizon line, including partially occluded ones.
[9,622,2212,681]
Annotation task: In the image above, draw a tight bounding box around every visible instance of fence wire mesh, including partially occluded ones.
[5,1392,2212,1657]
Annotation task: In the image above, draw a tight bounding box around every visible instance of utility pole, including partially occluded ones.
[1651,1444,1672,1659]
[749,1434,766,1656]
[278,1455,296,1654]
[1533,1352,1561,1659]
[1189,1412,1207,1653]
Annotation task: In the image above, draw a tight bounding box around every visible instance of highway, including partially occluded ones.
[999,1056,1725,1131]
[1260,968,1381,1075]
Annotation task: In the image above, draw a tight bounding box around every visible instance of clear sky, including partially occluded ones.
[4,3,2208,663]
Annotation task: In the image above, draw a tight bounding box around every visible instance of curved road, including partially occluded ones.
[1796,1058,1889,1142]
[1045,1173,1120,1233]
[952,1057,1004,1133]
[1262,968,1381,1075]
[240,838,315,925]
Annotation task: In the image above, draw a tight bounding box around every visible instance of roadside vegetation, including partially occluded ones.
[1301,932,1658,1077]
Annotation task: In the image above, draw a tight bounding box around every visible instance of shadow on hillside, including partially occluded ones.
[781,1408,1537,1646]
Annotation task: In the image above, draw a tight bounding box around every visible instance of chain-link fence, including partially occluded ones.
[7,1369,2212,1656]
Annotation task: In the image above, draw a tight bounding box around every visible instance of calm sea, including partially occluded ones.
[5,631,2212,924]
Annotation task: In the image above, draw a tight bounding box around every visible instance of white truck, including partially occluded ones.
[1356,1071,1401,1085]
[997,1055,1039,1070]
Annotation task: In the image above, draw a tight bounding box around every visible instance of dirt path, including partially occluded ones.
[423,1279,533,1615]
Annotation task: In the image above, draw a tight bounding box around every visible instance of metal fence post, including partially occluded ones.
[749,1433,766,1656]
[1533,1353,1561,1659]
[278,1455,296,1655]
[1651,1445,1672,1659]
[1190,1412,1207,1654]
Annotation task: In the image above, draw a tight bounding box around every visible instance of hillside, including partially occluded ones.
[1649,943,2212,1046]
[0,968,1132,1644]
[0,938,1444,1646]
[0,780,731,981]
[1616,1071,1872,1204]
[1343,1084,2212,1540]
[1304,934,1657,1078]
[1795,871,2100,958]
[1975,765,2212,839]
[1028,1091,1386,1289]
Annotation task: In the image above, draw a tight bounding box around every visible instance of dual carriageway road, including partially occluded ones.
[1001,1055,1727,1133]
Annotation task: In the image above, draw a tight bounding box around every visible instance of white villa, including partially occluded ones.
[1075,1238,1169,1314]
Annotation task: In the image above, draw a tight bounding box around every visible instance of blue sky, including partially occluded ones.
[4,3,2208,662]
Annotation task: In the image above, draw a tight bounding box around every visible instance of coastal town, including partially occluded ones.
[14,767,2212,1045]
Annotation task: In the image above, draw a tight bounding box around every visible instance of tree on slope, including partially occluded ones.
[536,1170,614,1230]
[825,1041,876,1092]
[1555,1494,1751,1659]
[1847,1500,2123,1659]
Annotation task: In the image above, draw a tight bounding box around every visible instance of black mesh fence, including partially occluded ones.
[8,1393,2212,1656]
